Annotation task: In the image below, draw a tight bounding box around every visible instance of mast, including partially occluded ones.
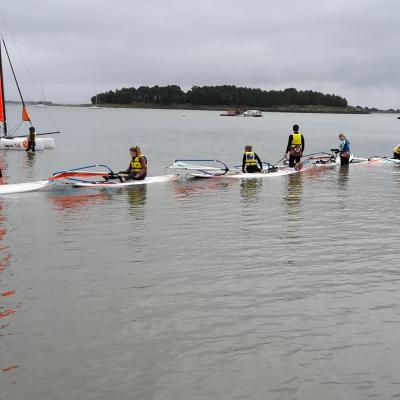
[0,39,7,136]
[2,38,31,125]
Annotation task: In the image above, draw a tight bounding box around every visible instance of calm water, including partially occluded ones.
[1,105,399,400]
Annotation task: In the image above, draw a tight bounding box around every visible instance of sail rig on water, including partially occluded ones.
[0,37,59,150]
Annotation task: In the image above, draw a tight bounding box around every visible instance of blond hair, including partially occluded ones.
[338,133,346,140]
[130,146,142,156]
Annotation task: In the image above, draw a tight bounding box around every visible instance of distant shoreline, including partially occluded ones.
[57,103,371,114]
[7,101,400,114]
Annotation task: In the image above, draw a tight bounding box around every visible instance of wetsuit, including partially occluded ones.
[339,139,351,165]
[242,152,263,173]
[286,133,305,168]
[26,131,36,152]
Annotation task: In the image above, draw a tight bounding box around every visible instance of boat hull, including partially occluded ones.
[0,137,55,150]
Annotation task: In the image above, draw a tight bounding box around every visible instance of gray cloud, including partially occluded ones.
[1,0,399,107]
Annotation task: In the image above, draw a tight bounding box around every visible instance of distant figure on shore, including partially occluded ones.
[393,144,400,159]
[119,146,147,181]
[26,126,36,152]
[338,133,351,165]
[242,145,263,173]
[285,124,305,168]
[0,169,3,185]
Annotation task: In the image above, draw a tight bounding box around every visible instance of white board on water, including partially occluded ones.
[0,180,50,195]
[191,169,297,179]
[73,175,178,188]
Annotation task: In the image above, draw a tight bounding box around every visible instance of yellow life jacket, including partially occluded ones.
[244,152,258,166]
[291,133,302,147]
[394,145,400,155]
[130,156,145,173]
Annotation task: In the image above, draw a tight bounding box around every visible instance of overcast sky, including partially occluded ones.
[0,0,398,108]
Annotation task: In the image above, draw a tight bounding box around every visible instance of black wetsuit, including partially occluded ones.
[26,132,36,152]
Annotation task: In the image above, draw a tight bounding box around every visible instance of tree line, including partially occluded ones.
[92,85,348,108]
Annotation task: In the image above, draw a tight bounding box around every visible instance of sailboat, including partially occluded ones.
[0,37,58,150]
[35,88,48,107]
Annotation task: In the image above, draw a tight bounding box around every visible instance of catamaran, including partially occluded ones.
[0,37,58,150]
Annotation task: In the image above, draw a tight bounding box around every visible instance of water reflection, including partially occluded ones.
[283,173,304,220]
[126,185,147,220]
[239,179,263,205]
[338,165,350,191]
[20,151,37,180]
[0,154,9,183]
[391,165,400,186]
[173,179,232,199]
[48,189,111,212]
[0,199,18,373]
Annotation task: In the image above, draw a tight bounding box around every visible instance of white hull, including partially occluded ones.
[73,175,178,188]
[192,169,295,179]
[367,157,400,164]
[191,163,334,179]
[0,137,55,150]
[40,138,55,148]
[241,109,262,117]
[0,180,49,195]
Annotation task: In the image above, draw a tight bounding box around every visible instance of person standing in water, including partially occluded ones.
[120,146,147,181]
[242,145,263,173]
[338,133,351,165]
[284,124,305,168]
[393,144,400,159]
[26,126,36,152]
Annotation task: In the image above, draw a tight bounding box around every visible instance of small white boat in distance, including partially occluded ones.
[241,109,263,117]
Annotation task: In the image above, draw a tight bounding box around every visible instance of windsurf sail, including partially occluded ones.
[302,151,336,162]
[167,159,230,176]
[50,164,116,181]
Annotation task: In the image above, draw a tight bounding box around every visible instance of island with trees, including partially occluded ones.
[91,85,364,113]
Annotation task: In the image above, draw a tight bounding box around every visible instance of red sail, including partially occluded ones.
[0,72,4,122]
[22,105,30,122]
